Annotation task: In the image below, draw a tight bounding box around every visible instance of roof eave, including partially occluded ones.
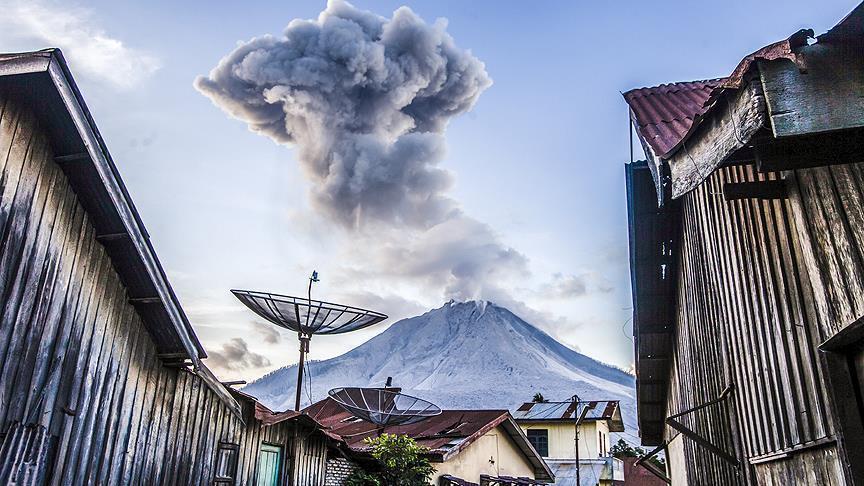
[0,49,206,364]
[497,416,555,483]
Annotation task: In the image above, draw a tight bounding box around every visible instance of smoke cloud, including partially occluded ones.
[195,0,491,228]
[252,321,282,344]
[197,1,581,327]
[208,338,272,371]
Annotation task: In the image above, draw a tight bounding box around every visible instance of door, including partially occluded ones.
[257,443,282,486]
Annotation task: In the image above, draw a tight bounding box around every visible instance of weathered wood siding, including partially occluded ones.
[668,163,844,484]
[0,89,329,485]
[788,163,864,340]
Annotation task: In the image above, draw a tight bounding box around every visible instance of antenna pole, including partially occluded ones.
[295,334,310,411]
[295,270,320,411]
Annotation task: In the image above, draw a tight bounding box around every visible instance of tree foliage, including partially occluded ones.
[532,393,547,403]
[345,434,435,486]
[609,438,666,468]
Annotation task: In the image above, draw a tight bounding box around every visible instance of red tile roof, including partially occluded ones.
[623,80,721,158]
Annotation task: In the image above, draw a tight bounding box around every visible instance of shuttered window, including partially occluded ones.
[215,442,240,484]
[527,429,549,457]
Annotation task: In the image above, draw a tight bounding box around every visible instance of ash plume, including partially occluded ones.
[195,0,492,228]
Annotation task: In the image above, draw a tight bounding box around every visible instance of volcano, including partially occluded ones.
[243,300,638,442]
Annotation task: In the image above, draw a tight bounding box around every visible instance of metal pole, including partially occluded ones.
[571,394,585,486]
[296,270,319,411]
[295,334,310,411]
[575,418,580,486]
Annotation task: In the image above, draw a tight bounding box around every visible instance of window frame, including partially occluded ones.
[214,441,241,485]
[526,428,549,457]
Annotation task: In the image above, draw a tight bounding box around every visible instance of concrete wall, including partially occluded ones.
[518,421,608,459]
[432,425,535,484]
[666,434,688,486]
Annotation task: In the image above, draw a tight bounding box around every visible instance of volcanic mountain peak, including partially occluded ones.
[242,300,637,442]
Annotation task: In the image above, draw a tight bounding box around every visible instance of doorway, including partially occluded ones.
[257,443,282,486]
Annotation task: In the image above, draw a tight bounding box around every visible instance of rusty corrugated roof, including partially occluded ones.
[624,80,720,158]
[624,29,814,162]
[303,397,509,455]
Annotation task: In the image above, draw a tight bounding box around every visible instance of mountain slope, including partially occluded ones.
[243,300,637,441]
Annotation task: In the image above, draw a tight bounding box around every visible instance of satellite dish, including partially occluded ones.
[328,387,442,428]
[232,276,387,411]
[231,290,388,335]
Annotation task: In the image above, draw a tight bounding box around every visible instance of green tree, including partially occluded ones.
[532,393,547,403]
[346,434,435,486]
[609,438,666,468]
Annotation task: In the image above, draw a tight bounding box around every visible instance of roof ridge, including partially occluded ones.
[624,78,725,96]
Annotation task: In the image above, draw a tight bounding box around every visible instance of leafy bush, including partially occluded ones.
[345,434,435,486]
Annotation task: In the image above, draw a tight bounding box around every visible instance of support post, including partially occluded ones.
[295,335,311,411]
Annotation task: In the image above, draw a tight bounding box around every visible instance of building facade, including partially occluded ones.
[0,49,341,486]
[625,3,864,485]
[514,400,625,486]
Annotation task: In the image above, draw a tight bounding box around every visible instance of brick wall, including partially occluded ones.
[325,457,357,486]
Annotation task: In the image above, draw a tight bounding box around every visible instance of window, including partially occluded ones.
[526,429,549,457]
[215,442,240,484]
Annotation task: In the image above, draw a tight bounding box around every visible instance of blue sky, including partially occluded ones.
[0,0,855,380]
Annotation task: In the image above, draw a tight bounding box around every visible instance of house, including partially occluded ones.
[513,400,625,486]
[303,395,555,485]
[0,48,343,485]
[624,2,864,485]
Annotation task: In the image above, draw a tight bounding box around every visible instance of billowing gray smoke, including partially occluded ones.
[195,0,492,228]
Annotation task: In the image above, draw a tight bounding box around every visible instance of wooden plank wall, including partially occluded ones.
[787,162,864,341]
[667,163,844,484]
[0,89,330,485]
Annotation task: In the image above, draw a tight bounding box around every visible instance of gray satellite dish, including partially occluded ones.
[232,276,387,411]
[328,387,442,429]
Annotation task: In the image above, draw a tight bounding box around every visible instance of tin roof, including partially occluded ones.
[512,400,624,432]
[544,460,612,486]
[624,80,720,158]
[303,397,554,481]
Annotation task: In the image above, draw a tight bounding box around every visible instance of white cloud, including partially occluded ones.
[0,0,160,88]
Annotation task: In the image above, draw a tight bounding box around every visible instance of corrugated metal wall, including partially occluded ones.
[668,163,844,484]
[0,87,330,485]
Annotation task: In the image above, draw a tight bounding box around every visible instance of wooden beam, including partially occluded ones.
[53,152,90,164]
[95,232,130,243]
[759,44,864,138]
[755,128,864,172]
[129,297,162,305]
[162,359,193,368]
[221,380,246,387]
[634,442,671,484]
[665,76,768,198]
[667,418,740,467]
[722,180,787,201]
